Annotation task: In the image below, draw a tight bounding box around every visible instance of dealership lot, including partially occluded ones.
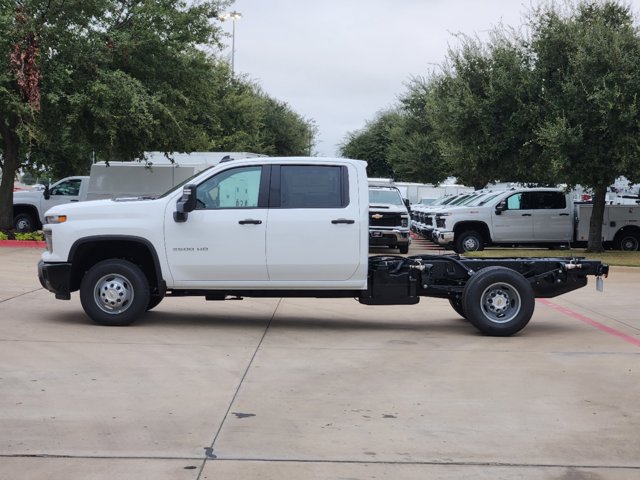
[1,246,639,479]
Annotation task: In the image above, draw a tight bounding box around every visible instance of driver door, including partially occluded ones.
[164,165,269,283]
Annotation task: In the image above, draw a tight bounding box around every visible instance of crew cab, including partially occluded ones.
[38,157,608,337]
[433,188,574,252]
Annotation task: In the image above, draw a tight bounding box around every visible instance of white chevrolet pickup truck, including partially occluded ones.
[38,157,608,336]
[13,176,90,232]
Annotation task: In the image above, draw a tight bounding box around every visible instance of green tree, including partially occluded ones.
[387,79,449,185]
[0,0,229,229]
[530,1,640,251]
[339,109,399,178]
[428,32,544,189]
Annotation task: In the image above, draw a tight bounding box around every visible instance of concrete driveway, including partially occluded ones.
[1,246,639,479]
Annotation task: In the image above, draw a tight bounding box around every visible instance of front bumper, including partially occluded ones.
[369,229,411,247]
[38,260,72,300]
[435,230,455,245]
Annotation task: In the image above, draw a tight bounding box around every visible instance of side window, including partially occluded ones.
[279,165,348,208]
[505,193,523,210]
[50,179,81,196]
[531,191,566,209]
[196,166,262,209]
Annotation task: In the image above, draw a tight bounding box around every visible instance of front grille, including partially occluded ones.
[370,212,402,227]
[425,216,432,226]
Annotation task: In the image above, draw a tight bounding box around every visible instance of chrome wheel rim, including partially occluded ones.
[463,236,480,251]
[16,218,31,231]
[621,236,639,251]
[94,274,134,315]
[480,282,521,323]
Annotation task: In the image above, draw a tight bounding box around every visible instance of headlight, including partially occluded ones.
[401,216,409,228]
[45,214,67,224]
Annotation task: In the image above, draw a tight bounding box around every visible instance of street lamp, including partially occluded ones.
[219,11,242,76]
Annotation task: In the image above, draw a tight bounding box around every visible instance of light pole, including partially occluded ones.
[220,11,242,76]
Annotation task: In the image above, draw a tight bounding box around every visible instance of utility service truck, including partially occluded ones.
[38,157,608,337]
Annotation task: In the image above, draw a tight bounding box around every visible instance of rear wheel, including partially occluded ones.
[455,230,484,254]
[80,259,150,326]
[616,232,640,251]
[461,266,534,336]
[14,213,36,233]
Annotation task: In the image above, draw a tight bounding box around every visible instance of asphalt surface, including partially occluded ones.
[1,244,639,479]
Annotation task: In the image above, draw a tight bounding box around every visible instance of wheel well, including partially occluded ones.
[69,239,162,294]
[614,225,640,240]
[454,222,491,243]
[13,204,41,229]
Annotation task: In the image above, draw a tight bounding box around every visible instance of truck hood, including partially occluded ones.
[369,203,407,214]
[44,197,166,220]
[13,190,43,202]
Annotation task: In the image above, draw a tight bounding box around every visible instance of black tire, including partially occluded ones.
[14,213,36,233]
[399,244,409,254]
[461,266,535,336]
[80,259,150,326]
[455,230,484,254]
[448,296,466,319]
[616,232,640,251]
[147,294,165,311]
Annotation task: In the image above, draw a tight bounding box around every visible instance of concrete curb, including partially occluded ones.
[0,240,46,249]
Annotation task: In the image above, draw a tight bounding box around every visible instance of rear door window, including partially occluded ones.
[273,165,348,208]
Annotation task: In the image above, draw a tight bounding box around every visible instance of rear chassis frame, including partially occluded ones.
[166,254,608,305]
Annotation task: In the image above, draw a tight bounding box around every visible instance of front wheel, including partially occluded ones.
[455,230,484,254]
[461,266,535,336]
[14,213,36,233]
[80,259,150,326]
[399,244,409,254]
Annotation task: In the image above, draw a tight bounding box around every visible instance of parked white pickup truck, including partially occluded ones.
[38,157,608,336]
[13,152,261,232]
[431,187,640,252]
[13,176,90,232]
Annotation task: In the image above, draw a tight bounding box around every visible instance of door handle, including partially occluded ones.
[521,213,532,217]
[70,200,78,202]
[559,213,569,216]
[238,219,262,225]
[331,219,355,224]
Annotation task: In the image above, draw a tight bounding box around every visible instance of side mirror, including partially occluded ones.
[495,200,506,215]
[173,184,197,223]
[403,198,411,212]
[43,184,50,200]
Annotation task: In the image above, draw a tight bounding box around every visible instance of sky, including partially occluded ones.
[220,0,640,157]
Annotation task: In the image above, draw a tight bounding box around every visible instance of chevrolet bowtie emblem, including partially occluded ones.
[371,214,383,219]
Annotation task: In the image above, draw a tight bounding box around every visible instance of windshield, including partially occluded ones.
[467,192,503,206]
[449,194,477,205]
[158,166,215,199]
[369,188,404,205]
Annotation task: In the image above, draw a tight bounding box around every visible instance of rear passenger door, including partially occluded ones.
[531,191,572,241]
[266,164,361,281]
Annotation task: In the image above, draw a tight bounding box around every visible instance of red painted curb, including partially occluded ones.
[0,240,46,249]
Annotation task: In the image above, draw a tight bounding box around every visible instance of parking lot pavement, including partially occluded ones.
[1,247,639,479]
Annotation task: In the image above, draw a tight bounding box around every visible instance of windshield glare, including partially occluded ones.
[369,189,404,205]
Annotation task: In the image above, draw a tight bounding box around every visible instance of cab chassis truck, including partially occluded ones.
[38,157,609,337]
